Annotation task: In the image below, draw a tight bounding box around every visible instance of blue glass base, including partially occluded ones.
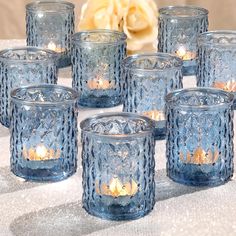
[11,162,76,182]
[167,165,233,187]
[78,95,122,108]
[154,120,166,140]
[182,60,196,76]
[83,200,154,221]
[57,54,71,68]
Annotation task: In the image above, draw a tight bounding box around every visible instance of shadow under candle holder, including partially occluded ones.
[155,169,209,202]
[9,168,213,236]
[10,201,124,236]
[0,166,43,194]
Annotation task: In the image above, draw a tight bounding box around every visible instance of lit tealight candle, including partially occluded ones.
[36,144,48,159]
[88,62,113,90]
[23,144,61,161]
[180,147,219,164]
[213,80,236,92]
[87,77,113,90]
[175,46,196,61]
[96,177,138,197]
[47,41,65,53]
[142,110,165,121]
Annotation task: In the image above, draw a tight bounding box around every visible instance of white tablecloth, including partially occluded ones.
[0,40,236,236]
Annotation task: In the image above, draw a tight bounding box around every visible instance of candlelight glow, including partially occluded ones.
[47,41,65,53]
[175,46,196,61]
[96,177,138,197]
[36,144,48,159]
[180,147,219,164]
[23,144,61,161]
[87,78,113,90]
[37,12,44,18]
[88,62,113,90]
[213,80,236,92]
[143,110,165,121]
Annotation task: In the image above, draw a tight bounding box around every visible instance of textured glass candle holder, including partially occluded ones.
[158,6,208,76]
[26,1,75,68]
[10,85,79,181]
[166,88,234,186]
[72,30,127,108]
[0,47,58,128]
[81,113,155,220]
[197,31,236,109]
[123,53,183,140]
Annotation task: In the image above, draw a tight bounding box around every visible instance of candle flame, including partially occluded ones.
[87,63,113,90]
[176,46,196,61]
[87,78,113,90]
[96,177,138,197]
[142,110,165,121]
[48,41,57,51]
[36,144,48,159]
[47,41,65,53]
[109,177,124,197]
[37,12,44,18]
[180,147,219,164]
[23,144,61,161]
[176,46,187,58]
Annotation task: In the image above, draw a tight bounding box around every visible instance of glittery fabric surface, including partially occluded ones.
[0,40,236,236]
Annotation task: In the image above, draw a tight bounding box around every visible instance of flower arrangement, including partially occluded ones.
[78,0,158,53]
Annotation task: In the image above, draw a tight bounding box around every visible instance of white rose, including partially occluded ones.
[78,0,158,53]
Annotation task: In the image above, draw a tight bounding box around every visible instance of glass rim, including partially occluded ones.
[80,112,155,139]
[166,87,234,110]
[0,46,58,63]
[198,30,236,47]
[72,29,127,46]
[123,53,183,73]
[11,85,79,106]
[159,5,208,19]
[26,1,74,12]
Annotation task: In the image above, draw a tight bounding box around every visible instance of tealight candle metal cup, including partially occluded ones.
[123,53,183,140]
[0,47,58,128]
[10,85,79,181]
[166,88,234,186]
[72,30,127,108]
[158,6,208,76]
[81,112,155,220]
[26,1,75,68]
[197,31,236,108]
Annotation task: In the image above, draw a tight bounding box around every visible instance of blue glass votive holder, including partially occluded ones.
[72,30,127,108]
[123,53,183,140]
[26,1,75,68]
[10,85,79,181]
[197,31,236,108]
[81,112,155,220]
[0,47,58,128]
[166,88,234,186]
[158,6,208,76]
